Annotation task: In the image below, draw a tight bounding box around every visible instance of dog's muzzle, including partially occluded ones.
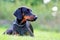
[29,15,37,21]
[33,15,37,21]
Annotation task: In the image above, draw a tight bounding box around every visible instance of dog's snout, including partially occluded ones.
[33,15,37,21]
[35,16,37,19]
[34,16,37,19]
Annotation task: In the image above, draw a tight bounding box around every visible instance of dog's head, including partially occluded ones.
[14,7,37,22]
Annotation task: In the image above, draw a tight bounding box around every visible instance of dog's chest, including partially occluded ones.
[13,23,28,34]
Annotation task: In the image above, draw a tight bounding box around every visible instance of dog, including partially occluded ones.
[4,7,37,36]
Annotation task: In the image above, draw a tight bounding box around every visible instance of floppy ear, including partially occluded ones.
[14,8,22,20]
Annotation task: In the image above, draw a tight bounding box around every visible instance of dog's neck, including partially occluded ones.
[16,18,26,25]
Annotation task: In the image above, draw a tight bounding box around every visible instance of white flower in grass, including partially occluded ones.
[52,6,58,17]
[43,0,51,4]
[52,12,57,17]
[52,6,58,12]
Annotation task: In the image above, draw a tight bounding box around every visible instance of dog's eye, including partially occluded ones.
[27,9,32,12]
[27,9,29,11]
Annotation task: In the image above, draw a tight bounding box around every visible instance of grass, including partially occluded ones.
[0,25,60,40]
[0,29,60,40]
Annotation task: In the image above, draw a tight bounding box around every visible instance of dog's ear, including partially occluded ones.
[14,8,22,20]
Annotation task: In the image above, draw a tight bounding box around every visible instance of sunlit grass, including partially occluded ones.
[0,26,60,40]
[0,29,60,40]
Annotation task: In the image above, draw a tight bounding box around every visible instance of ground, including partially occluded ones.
[0,27,60,40]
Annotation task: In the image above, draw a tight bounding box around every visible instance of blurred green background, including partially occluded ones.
[0,0,60,40]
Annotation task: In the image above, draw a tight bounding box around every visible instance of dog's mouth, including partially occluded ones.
[26,15,37,21]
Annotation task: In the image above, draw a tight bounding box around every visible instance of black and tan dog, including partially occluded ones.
[4,7,37,36]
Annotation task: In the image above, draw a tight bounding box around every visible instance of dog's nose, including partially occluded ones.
[34,15,37,21]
